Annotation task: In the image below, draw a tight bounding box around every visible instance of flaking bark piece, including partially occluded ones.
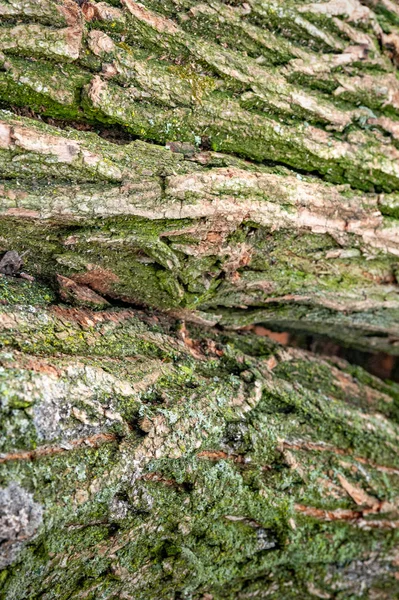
[0,251,24,276]
[166,141,197,158]
[57,274,111,309]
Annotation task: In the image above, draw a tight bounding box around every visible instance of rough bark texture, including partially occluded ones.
[1,0,399,598]
[1,284,399,599]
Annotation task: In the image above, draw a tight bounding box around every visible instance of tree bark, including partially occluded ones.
[1,0,399,598]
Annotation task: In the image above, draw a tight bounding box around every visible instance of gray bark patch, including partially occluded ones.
[0,483,43,568]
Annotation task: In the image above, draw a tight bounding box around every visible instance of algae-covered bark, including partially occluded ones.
[1,281,399,599]
[2,0,399,597]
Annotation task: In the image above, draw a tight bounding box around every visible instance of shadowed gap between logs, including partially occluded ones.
[246,325,399,383]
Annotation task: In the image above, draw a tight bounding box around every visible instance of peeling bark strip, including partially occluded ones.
[280,439,399,476]
[0,113,396,249]
[0,433,117,464]
[294,504,399,530]
[2,0,399,597]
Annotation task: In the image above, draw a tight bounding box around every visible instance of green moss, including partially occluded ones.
[0,56,91,122]
[0,277,55,306]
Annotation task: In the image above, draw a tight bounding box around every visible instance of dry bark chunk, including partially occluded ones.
[57,274,111,309]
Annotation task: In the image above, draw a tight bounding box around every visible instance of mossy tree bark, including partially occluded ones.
[1,0,399,598]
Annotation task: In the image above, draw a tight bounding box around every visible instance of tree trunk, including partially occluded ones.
[1,0,399,597]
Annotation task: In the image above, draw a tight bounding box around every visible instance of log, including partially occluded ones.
[1,0,399,597]
[1,282,399,598]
